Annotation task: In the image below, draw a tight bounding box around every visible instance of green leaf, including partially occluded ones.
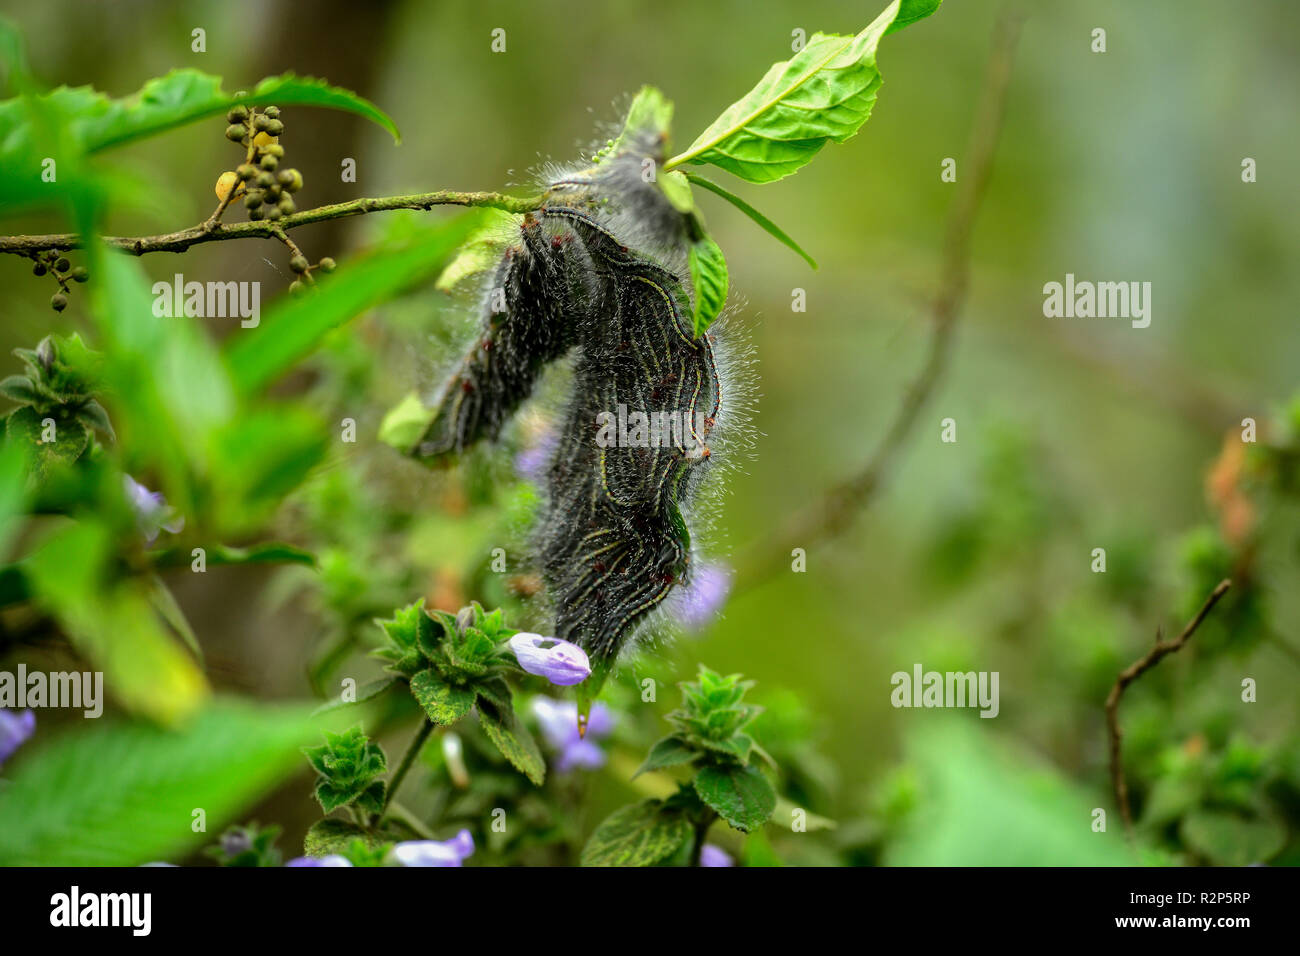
[303,819,385,858]
[379,392,435,455]
[225,212,484,396]
[410,669,476,726]
[151,541,316,569]
[666,0,940,183]
[24,520,209,726]
[693,763,776,832]
[1180,809,1286,866]
[0,69,399,171]
[0,699,317,865]
[687,236,728,338]
[0,442,29,561]
[685,172,817,268]
[634,736,699,778]
[580,800,692,867]
[600,85,674,162]
[0,374,38,405]
[4,405,89,479]
[478,701,545,786]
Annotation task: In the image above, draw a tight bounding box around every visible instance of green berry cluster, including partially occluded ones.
[28,250,88,312]
[220,104,303,223]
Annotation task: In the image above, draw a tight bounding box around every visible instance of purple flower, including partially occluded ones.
[391,830,475,867]
[286,855,352,867]
[509,633,591,686]
[0,709,35,769]
[531,697,613,773]
[700,844,734,867]
[123,475,184,544]
[514,427,558,483]
[678,561,731,630]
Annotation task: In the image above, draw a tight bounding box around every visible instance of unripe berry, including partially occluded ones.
[32,262,46,276]
[277,168,303,192]
[256,171,276,189]
[263,106,280,119]
[265,144,286,158]
[55,257,70,273]
[319,257,336,273]
[51,293,67,312]
[289,280,305,296]
[252,114,271,132]
[227,105,249,122]
[277,195,295,215]
[71,266,89,282]
[236,163,258,181]
[265,119,284,136]
[225,123,248,142]
[245,191,263,210]
[290,255,308,273]
[260,153,279,171]
[264,206,283,221]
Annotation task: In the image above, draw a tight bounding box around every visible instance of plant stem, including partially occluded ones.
[688,813,716,867]
[0,190,546,257]
[382,718,434,815]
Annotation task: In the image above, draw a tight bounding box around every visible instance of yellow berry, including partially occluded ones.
[252,131,278,149]
[215,171,244,202]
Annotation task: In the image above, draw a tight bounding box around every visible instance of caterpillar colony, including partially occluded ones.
[409,103,745,704]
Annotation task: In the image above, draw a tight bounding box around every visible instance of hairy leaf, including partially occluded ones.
[580,800,692,867]
[693,763,776,832]
[410,669,476,726]
[478,701,545,786]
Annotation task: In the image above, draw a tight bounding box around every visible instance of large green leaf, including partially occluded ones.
[666,0,941,183]
[693,763,776,833]
[0,69,397,163]
[580,800,692,867]
[225,212,484,396]
[0,699,318,866]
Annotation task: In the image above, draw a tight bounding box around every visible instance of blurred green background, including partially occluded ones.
[1,0,1297,866]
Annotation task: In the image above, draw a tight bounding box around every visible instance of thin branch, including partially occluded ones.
[0,190,545,257]
[381,718,435,816]
[732,6,1025,592]
[1105,579,1231,839]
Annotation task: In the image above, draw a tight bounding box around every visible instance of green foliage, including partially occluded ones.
[684,172,817,268]
[303,726,388,815]
[0,700,318,866]
[687,236,728,337]
[580,800,692,867]
[667,0,941,182]
[693,764,777,833]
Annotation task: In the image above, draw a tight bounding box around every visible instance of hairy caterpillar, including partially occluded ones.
[415,113,726,670]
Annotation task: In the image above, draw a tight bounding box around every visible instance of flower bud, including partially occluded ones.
[508,633,592,686]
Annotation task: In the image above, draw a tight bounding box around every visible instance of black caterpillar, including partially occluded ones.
[415,117,722,666]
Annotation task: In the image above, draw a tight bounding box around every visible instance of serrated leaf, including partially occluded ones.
[410,669,476,726]
[634,736,699,778]
[685,172,817,268]
[666,0,940,183]
[687,236,728,337]
[5,405,89,479]
[478,701,545,786]
[580,800,692,867]
[0,374,38,405]
[0,699,316,865]
[693,763,776,833]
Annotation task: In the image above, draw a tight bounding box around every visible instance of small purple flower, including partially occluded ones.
[123,475,184,544]
[700,844,734,867]
[678,561,731,630]
[0,709,35,769]
[531,697,613,773]
[391,830,475,867]
[286,855,352,867]
[509,633,591,686]
[514,427,558,483]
